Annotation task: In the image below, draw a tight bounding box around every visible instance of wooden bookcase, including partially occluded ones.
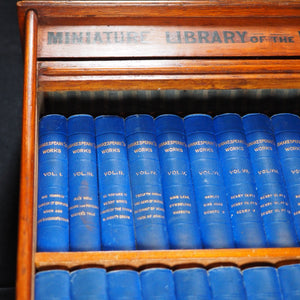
[16,1,300,299]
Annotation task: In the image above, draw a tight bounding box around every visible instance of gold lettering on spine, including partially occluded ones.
[49,194,65,199]
[236,209,251,214]
[104,170,124,176]
[173,210,191,215]
[37,217,69,224]
[257,169,279,175]
[158,140,186,148]
[202,196,225,215]
[133,191,165,221]
[71,211,86,217]
[204,210,221,215]
[135,199,163,206]
[38,200,67,208]
[72,149,91,154]
[169,194,192,216]
[229,169,250,174]
[101,148,120,154]
[293,198,300,216]
[205,195,219,199]
[136,192,161,198]
[165,147,183,153]
[277,139,300,147]
[254,146,272,152]
[136,170,157,176]
[134,148,153,153]
[225,146,244,152]
[70,204,99,210]
[218,139,247,147]
[195,148,214,153]
[286,147,300,151]
[73,171,94,177]
[39,141,67,149]
[43,172,62,177]
[101,191,132,222]
[68,141,95,148]
[42,148,61,154]
[97,141,126,148]
[188,140,215,147]
[127,140,156,149]
[230,193,256,199]
[230,193,258,214]
[248,139,275,147]
[198,170,220,176]
[134,207,165,214]
[159,140,185,153]
[169,203,191,208]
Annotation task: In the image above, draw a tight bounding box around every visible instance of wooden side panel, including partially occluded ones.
[16,10,38,300]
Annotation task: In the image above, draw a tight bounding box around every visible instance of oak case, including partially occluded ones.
[16,1,300,299]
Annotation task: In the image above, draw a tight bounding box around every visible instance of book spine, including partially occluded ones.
[278,263,300,299]
[70,268,108,300]
[125,114,169,250]
[35,270,70,300]
[95,116,135,250]
[184,114,234,249]
[68,115,101,251]
[208,266,247,300]
[140,268,176,300]
[107,270,142,300]
[271,113,300,242]
[243,113,297,247]
[173,267,212,300]
[243,266,281,300]
[214,113,266,248]
[37,114,69,251]
[155,114,202,249]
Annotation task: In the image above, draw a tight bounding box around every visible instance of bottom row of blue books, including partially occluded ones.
[35,263,300,299]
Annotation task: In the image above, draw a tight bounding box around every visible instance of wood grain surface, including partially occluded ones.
[16,9,38,300]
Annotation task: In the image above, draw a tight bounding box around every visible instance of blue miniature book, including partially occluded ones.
[174,267,212,300]
[107,270,142,300]
[243,266,281,300]
[243,113,297,247]
[125,114,169,250]
[35,270,70,300]
[271,113,300,242]
[140,268,176,300]
[37,114,69,251]
[95,116,135,250]
[208,266,247,300]
[214,113,266,248]
[184,113,234,249]
[155,114,201,249]
[278,263,300,300]
[70,268,107,300]
[68,115,100,251]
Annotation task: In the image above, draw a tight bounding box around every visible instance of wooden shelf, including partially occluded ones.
[35,248,300,270]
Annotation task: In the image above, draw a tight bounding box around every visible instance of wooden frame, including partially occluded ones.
[17,1,300,299]
[17,9,37,300]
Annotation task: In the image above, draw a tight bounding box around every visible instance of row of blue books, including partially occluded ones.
[35,263,300,300]
[38,112,300,251]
